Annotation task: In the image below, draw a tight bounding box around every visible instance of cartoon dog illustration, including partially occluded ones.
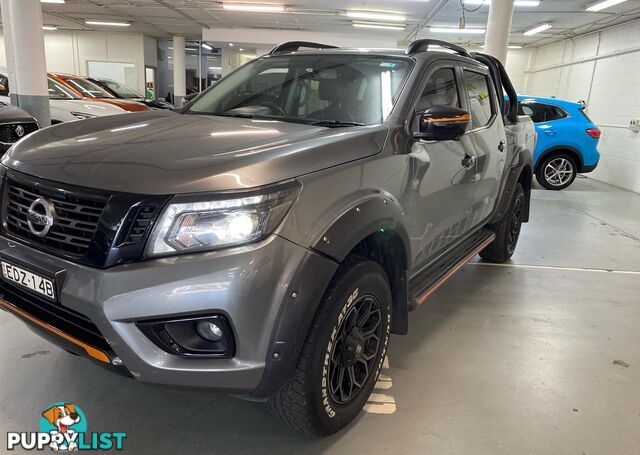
[41,403,80,451]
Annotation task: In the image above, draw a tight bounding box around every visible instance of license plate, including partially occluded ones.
[1,261,56,301]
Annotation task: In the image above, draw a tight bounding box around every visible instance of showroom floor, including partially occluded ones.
[1,177,639,454]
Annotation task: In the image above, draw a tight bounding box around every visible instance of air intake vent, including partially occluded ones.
[120,206,156,246]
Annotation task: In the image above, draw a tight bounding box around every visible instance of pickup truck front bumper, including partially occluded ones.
[0,234,337,395]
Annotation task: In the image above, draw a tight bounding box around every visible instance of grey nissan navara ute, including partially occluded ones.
[0,40,534,435]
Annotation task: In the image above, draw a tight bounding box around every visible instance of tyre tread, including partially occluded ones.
[266,254,377,435]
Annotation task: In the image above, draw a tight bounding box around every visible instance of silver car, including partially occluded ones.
[0,40,534,435]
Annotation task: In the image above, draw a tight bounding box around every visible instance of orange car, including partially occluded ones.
[49,73,149,112]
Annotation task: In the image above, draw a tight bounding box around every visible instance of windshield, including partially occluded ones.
[187,55,412,126]
[48,78,81,100]
[63,77,115,99]
[101,79,143,99]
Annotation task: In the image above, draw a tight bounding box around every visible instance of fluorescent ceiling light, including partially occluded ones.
[201,43,213,50]
[524,23,552,35]
[228,42,234,46]
[42,25,58,31]
[209,67,222,70]
[481,44,523,49]
[429,27,486,34]
[222,3,285,13]
[41,0,65,3]
[346,10,406,22]
[464,0,540,6]
[353,21,405,31]
[85,20,131,27]
[586,0,628,12]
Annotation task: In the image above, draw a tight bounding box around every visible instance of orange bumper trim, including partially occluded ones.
[0,299,110,363]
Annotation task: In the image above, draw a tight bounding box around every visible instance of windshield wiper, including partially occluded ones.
[213,112,256,119]
[309,120,364,128]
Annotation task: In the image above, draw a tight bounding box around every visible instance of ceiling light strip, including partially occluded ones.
[429,27,486,34]
[586,0,629,12]
[464,0,540,6]
[346,11,407,22]
[352,21,405,31]
[524,23,552,36]
[85,20,131,27]
[222,3,285,13]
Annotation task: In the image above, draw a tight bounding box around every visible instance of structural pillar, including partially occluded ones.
[484,0,515,64]
[1,0,51,126]
[173,35,186,107]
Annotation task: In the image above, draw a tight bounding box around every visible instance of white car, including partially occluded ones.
[0,74,125,123]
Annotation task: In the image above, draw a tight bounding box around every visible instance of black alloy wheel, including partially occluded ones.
[507,193,524,255]
[328,295,382,405]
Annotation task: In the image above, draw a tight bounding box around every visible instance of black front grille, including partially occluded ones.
[0,280,110,353]
[0,123,38,144]
[4,178,108,256]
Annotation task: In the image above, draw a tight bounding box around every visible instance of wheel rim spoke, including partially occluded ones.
[545,158,573,186]
[327,293,383,405]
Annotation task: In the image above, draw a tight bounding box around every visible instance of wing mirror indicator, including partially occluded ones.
[415,105,471,141]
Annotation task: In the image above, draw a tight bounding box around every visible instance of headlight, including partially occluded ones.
[71,111,98,120]
[145,181,301,257]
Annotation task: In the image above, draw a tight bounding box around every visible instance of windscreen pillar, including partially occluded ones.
[0,0,51,126]
[484,0,515,64]
[173,36,187,107]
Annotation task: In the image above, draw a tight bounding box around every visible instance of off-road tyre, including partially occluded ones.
[267,255,392,436]
[480,183,525,263]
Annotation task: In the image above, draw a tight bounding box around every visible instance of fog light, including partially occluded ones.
[196,320,223,341]
[137,314,235,357]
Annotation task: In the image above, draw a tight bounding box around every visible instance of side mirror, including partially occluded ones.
[181,92,198,107]
[415,105,471,141]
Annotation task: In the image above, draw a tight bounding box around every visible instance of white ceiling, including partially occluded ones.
[13,0,640,47]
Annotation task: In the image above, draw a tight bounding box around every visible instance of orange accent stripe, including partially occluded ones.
[0,299,110,363]
[417,234,496,306]
[423,114,471,123]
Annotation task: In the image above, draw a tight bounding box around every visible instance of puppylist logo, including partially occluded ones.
[7,402,127,451]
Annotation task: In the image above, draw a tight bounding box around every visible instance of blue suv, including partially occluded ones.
[517,96,600,190]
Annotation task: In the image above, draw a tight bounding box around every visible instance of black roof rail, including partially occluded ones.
[269,41,338,55]
[405,39,472,58]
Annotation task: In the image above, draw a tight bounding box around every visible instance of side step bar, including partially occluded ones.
[409,229,496,308]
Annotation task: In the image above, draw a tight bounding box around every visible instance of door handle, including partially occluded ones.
[498,141,505,152]
[462,153,476,170]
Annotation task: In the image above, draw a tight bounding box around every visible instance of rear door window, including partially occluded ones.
[518,102,568,123]
[463,70,495,129]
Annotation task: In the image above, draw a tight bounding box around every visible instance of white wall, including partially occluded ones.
[0,30,149,93]
[523,20,640,193]
[505,49,531,94]
[468,46,531,93]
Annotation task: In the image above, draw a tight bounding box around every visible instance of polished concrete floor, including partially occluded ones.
[1,176,639,454]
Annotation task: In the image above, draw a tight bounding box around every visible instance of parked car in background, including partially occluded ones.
[49,73,150,112]
[517,95,601,190]
[0,74,126,124]
[87,77,174,110]
[0,102,38,155]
